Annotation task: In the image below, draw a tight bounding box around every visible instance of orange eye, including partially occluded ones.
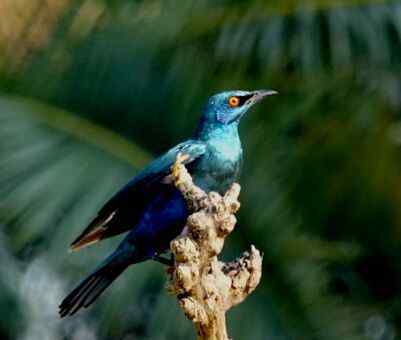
[228,96,240,107]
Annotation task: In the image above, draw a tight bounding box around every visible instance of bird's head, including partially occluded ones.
[201,90,278,127]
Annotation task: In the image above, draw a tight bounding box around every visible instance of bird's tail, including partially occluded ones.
[59,251,130,317]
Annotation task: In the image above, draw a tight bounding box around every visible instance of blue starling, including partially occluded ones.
[59,89,277,317]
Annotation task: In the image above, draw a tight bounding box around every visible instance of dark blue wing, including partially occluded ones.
[70,140,206,251]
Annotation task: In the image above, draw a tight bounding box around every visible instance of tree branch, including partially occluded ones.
[166,154,263,340]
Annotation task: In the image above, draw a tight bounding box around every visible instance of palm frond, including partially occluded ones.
[0,95,152,252]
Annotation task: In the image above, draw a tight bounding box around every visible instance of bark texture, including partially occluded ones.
[166,154,263,340]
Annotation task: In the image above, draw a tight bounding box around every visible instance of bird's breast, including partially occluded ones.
[191,139,243,194]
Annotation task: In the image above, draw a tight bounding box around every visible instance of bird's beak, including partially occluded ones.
[250,89,278,104]
[228,89,278,124]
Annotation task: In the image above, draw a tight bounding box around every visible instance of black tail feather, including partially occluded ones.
[59,254,128,317]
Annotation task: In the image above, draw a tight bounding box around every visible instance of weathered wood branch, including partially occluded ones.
[166,154,263,340]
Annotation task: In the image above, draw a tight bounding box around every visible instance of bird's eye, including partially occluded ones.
[228,96,240,108]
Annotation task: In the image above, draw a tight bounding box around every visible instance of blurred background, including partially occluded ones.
[1,0,401,339]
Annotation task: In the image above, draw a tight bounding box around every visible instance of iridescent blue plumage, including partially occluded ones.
[59,89,277,317]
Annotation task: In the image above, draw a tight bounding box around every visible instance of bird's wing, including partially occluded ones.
[69,140,206,251]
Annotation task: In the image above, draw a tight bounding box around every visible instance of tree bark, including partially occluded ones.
[166,154,263,340]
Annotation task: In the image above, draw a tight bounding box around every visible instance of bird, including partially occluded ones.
[59,89,277,317]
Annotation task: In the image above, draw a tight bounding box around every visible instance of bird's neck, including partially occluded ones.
[195,122,240,144]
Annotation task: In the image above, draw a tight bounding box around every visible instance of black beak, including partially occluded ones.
[228,89,278,124]
[251,89,278,103]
